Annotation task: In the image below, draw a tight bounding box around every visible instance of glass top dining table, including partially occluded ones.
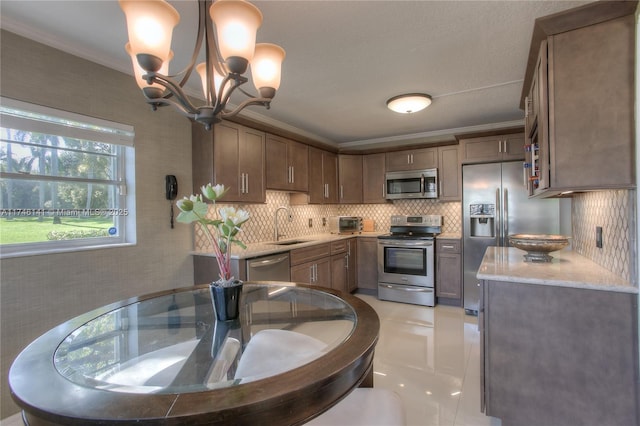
[9,282,379,425]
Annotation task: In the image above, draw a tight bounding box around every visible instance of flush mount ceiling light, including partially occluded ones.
[386,93,432,114]
[120,0,285,130]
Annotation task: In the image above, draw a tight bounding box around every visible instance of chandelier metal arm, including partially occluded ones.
[221,97,272,119]
[144,72,200,115]
[204,0,228,79]
[142,94,198,119]
[216,73,248,111]
[173,0,207,90]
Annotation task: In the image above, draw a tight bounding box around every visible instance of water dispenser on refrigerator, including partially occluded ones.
[469,203,495,238]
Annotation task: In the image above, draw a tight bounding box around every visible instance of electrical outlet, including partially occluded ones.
[308,218,313,228]
[596,226,603,248]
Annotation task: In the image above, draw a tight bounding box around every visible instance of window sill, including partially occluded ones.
[0,242,136,259]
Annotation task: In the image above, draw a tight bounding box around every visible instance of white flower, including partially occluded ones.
[219,206,250,226]
[201,183,227,201]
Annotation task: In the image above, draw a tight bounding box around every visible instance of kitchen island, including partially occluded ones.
[477,247,639,426]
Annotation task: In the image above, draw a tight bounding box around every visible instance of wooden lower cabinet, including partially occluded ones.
[435,238,462,305]
[290,257,331,288]
[481,279,639,425]
[290,243,331,288]
[346,239,357,293]
[330,254,348,294]
[356,237,378,293]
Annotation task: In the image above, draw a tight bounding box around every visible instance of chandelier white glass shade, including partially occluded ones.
[386,93,432,114]
[119,0,285,130]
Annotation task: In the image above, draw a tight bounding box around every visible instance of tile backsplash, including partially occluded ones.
[195,191,461,249]
[571,190,636,284]
[195,189,636,285]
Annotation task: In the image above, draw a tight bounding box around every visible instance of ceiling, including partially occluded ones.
[0,0,591,149]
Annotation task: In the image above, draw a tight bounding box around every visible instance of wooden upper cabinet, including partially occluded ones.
[520,3,636,196]
[437,145,461,201]
[459,133,525,164]
[192,120,265,203]
[362,153,386,203]
[308,147,338,204]
[547,14,635,192]
[386,147,437,171]
[338,154,363,204]
[265,134,308,192]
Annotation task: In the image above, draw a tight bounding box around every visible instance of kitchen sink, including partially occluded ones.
[271,240,309,246]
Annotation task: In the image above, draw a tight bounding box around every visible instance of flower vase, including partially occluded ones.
[210,279,243,321]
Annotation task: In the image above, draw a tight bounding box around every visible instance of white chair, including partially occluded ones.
[234,329,327,382]
[234,329,405,425]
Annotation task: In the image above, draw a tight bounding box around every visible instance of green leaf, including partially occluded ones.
[176,210,198,224]
[192,200,209,218]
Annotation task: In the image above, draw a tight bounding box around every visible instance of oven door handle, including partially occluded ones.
[378,240,433,247]
[381,284,434,292]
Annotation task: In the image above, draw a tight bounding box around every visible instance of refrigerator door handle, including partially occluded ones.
[503,188,509,242]
[495,188,501,244]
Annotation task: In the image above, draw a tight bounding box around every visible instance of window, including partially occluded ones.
[0,97,136,257]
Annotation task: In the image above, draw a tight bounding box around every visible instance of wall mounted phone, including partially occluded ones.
[166,175,178,200]
[165,175,178,228]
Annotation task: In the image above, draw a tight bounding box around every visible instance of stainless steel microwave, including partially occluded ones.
[329,216,362,234]
[385,169,438,199]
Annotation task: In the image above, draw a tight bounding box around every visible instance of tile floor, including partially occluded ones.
[356,294,502,426]
[2,296,503,426]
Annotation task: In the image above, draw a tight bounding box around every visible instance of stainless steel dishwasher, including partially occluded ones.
[246,253,291,282]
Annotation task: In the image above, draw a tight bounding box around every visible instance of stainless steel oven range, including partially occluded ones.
[377,215,442,307]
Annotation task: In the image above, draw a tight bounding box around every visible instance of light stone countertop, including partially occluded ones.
[436,233,461,240]
[477,246,637,294]
[192,232,385,260]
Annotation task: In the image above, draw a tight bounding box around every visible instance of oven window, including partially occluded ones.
[387,178,421,195]
[383,247,427,276]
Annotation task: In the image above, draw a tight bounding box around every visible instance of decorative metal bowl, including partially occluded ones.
[508,234,571,262]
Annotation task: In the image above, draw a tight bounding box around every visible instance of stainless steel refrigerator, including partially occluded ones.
[462,161,560,315]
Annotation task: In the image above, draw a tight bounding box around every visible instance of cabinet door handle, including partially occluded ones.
[291,166,294,184]
[503,140,507,153]
[340,185,344,199]
[244,173,249,194]
[442,244,455,249]
[524,96,529,118]
[345,254,349,269]
[240,173,245,193]
[498,140,502,153]
[407,154,411,164]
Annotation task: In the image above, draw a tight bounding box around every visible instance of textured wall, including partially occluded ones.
[572,190,636,284]
[0,31,194,418]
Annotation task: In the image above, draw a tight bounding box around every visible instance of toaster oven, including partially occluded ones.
[328,216,362,234]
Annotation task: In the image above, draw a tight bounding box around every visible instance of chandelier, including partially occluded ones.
[119,0,285,130]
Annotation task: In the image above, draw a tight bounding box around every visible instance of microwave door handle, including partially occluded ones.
[421,174,425,196]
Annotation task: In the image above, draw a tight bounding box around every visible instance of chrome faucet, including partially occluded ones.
[274,206,292,241]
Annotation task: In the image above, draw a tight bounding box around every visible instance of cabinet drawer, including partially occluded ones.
[290,243,331,266]
[330,240,347,255]
[437,239,461,254]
